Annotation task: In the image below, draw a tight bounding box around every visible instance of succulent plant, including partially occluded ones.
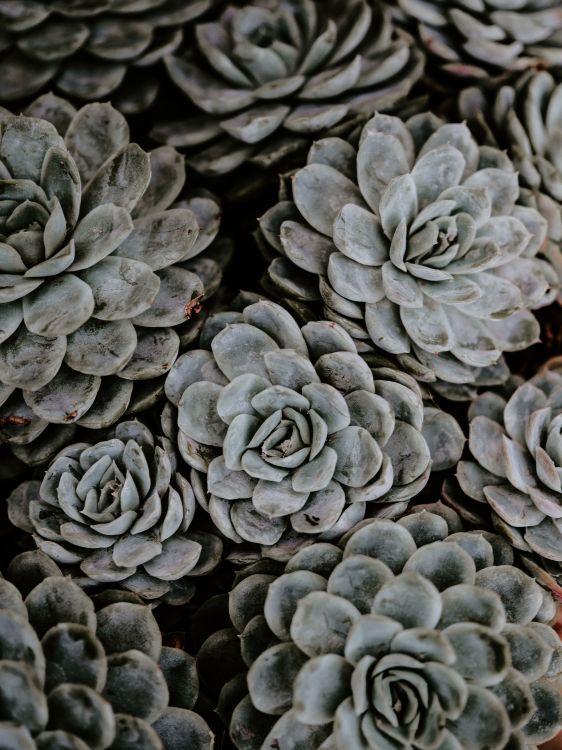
[259,110,557,400]
[444,357,562,595]
[0,93,226,467]
[7,420,223,604]
[214,504,562,750]
[460,70,562,301]
[151,0,424,176]
[0,549,213,749]
[392,0,562,87]
[0,0,219,114]
[160,299,475,557]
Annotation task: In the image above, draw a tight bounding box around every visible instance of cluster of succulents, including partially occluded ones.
[0,549,211,749]
[1,1,562,749]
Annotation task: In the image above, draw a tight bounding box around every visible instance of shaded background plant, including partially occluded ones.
[0,548,212,749]
[151,0,424,182]
[0,0,222,114]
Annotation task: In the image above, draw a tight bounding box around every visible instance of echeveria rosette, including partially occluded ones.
[163,300,432,555]
[0,549,212,750]
[0,94,224,466]
[152,0,424,176]
[0,0,220,114]
[219,505,562,750]
[392,0,562,87]
[7,420,223,604]
[460,70,562,301]
[445,357,562,594]
[260,111,557,400]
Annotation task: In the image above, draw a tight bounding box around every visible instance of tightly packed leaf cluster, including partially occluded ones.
[220,506,562,750]
[0,1,561,749]
[0,549,211,749]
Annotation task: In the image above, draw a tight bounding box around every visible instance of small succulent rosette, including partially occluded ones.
[259,111,557,400]
[209,504,562,750]
[444,357,562,594]
[7,420,223,605]
[161,299,474,557]
[0,0,220,113]
[460,70,562,302]
[0,94,228,468]
[152,0,424,176]
[392,0,562,86]
[0,549,212,750]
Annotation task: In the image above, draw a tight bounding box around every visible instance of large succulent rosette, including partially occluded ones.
[259,111,557,400]
[460,70,562,300]
[444,357,562,593]
[0,549,212,750]
[163,300,433,555]
[210,504,562,750]
[152,0,424,176]
[7,420,223,604]
[0,0,219,114]
[392,0,562,86]
[0,94,225,467]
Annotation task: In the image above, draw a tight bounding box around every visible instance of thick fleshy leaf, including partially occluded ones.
[178,381,226,447]
[373,572,442,628]
[293,164,364,237]
[23,274,94,337]
[293,655,353,725]
[79,257,160,321]
[70,204,133,272]
[116,208,199,270]
[82,144,151,216]
[211,323,279,381]
[290,591,360,657]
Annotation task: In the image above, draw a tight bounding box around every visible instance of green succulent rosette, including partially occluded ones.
[0,0,220,114]
[7,420,223,604]
[0,549,212,750]
[0,94,226,467]
[152,0,424,176]
[392,0,562,87]
[211,504,562,750]
[161,299,474,556]
[259,111,557,400]
[460,70,562,301]
[444,356,562,595]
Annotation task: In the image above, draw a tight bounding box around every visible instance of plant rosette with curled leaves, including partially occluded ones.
[208,504,562,750]
[7,420,223,605]
[161,299,468,558]
[0,549,212,750]
[0,93,227,468]
[259,110,558,401]
[444,356,562,596]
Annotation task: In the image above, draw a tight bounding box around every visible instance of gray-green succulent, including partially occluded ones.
[460,70,562,301]
[7,420,223,604]
[0,0,220,114]
[0,94,225,467]
[0,549,212,750]
[259,111,557,400]
[392,0,562,85]
[445,357,562,594]
[152,0,424,175]
[218,504,562,750]
[161,299,469,556]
